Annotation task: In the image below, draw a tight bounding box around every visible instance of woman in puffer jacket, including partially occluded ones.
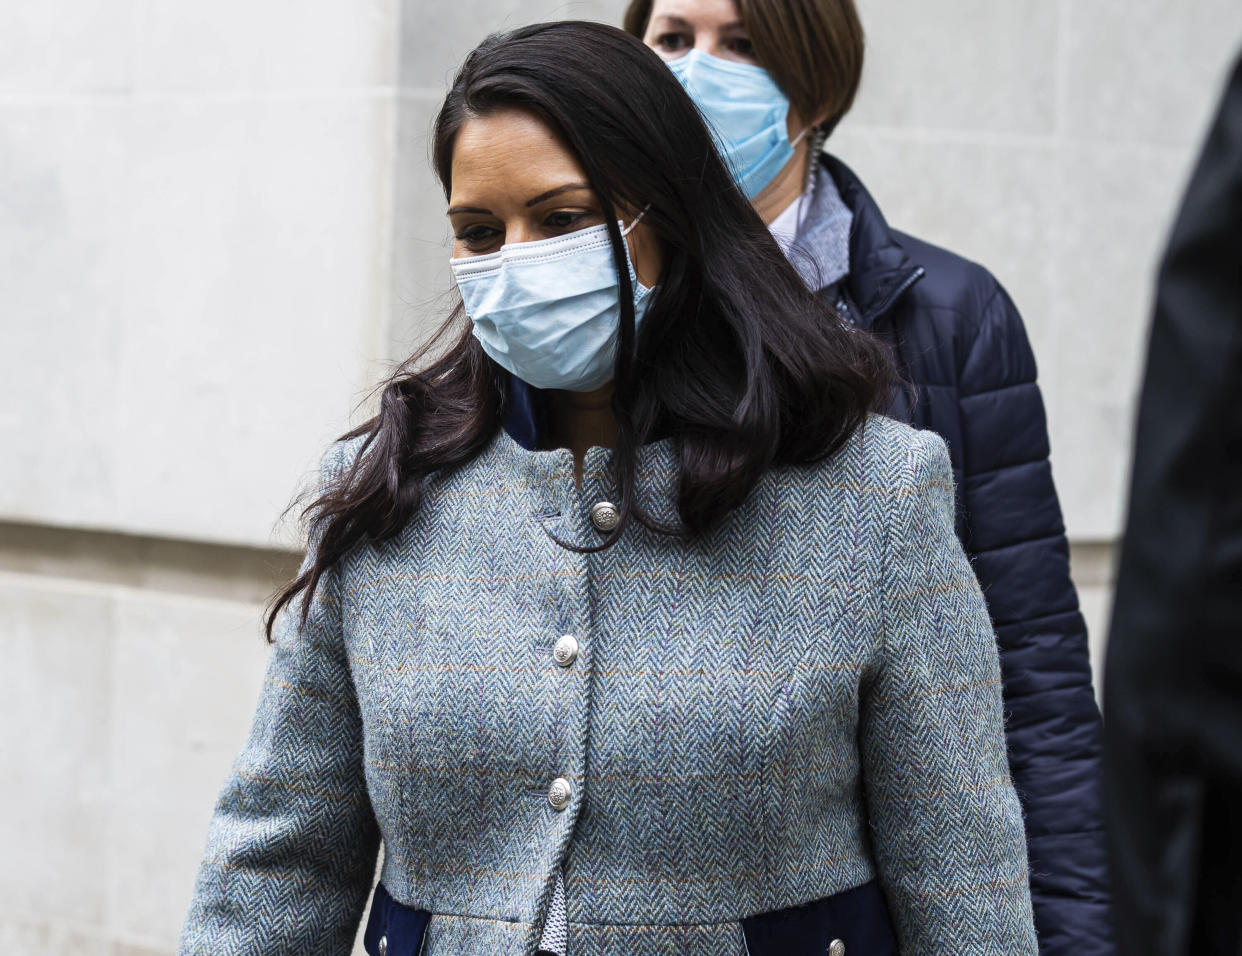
[610,2,1113,954]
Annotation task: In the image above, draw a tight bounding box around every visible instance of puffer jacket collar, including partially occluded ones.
[816,154,925,330]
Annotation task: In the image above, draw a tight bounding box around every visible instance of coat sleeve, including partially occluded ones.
[179,444,380,955]
[860,428,1037,955]
[955,285,1112,955]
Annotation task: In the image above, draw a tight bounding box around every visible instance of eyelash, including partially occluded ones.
[454,210,592,251]
[545,210,586,230]
[456,225,499,249]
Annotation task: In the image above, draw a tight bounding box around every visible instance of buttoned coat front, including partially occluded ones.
[180,416,1037,955]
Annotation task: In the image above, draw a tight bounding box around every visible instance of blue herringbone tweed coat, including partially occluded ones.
[180,415,1038,955]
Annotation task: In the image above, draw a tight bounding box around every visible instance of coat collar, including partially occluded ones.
[482,427,685,540]
[818,155,925,330]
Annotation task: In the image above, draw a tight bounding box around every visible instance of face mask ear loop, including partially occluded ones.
[620,204,652,237]
[789,125,811,149]
[620,203,654,292]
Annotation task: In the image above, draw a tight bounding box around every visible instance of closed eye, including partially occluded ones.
[545,210,589,231]
[455,224,501,251]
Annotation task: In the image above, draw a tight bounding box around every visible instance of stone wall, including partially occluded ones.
[830,0,1242,682]
[2,1,1239,951]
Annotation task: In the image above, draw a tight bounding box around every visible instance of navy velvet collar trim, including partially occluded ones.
[502,375,550,450]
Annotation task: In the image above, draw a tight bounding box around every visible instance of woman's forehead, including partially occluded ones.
[648,0,742,29]
[450,111,589,204]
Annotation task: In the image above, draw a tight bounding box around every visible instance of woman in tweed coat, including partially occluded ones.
[180,22,1037,956]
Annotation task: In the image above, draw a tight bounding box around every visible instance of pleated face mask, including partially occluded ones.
[450,213,653,392]
[667,49,806,199]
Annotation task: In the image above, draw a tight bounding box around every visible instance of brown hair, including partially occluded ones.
[623,0,864,134]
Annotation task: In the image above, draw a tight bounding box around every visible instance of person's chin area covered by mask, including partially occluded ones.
[444,109,663,466]
[447,110,658,394]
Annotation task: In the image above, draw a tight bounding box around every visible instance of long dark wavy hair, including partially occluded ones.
[266,21,891,638]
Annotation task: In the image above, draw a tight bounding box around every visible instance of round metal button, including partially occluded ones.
[590,501,620,533]
[553,634,579,668]
[378,935,388,956]
[548,776,573,811]
[828,939,845,956]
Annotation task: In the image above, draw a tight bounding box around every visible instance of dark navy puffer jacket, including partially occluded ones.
[818,155,1112,955]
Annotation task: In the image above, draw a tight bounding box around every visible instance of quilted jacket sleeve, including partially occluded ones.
[956,286,1112,955]
[179,445,380,955]
[861,428,1037,955]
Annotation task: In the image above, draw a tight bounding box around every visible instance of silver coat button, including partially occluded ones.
[828,940,845,956]
[590,501,620,532]
[378,935,388,956]
[548,776,573,811]
[553,634,579,667]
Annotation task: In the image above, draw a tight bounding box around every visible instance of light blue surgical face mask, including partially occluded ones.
[450,215,654,392]
[667,49,807,200]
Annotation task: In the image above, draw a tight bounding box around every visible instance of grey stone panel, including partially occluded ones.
[1061,0,1242,148]
[389,90,460,360]
[828,129,1059,387]
[1049,141,1188,539]
[107,590,269,945]
[1069,541,1117,702]
[132,0,401,94]
[397,0,628,92]
[0,921,119,956]
[0,572,276,954]
[0,104,128,530]
[112,94,396,546]
[2,0,409,549]
[0,578,113,932]
[0,0,135,94]
[0,94,398,547]
[850,0,1059,135]
[0,521,300,605]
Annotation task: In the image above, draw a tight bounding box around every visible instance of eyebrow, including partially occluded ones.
[446,183,592,217]
[524,183,591,207]
[653,14,745,32]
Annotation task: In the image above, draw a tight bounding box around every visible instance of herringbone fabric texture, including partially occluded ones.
[179,415,1037,955]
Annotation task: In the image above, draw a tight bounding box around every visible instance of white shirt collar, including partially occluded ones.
[767,188,807,256]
